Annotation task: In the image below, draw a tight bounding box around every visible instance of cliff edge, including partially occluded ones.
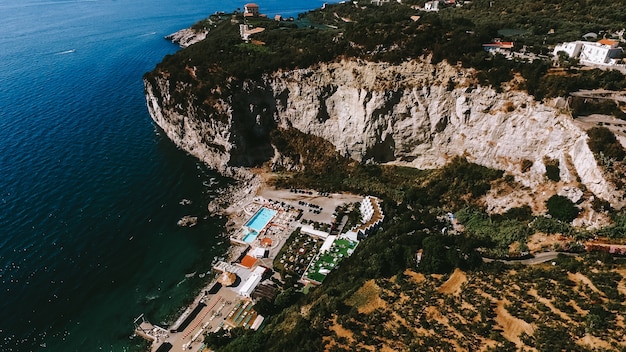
[144,57,624,211]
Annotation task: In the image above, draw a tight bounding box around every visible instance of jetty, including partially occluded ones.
[133,314,169,346]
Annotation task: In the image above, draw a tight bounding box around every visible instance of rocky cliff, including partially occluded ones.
[144,58,625,209]
[165,28,209,48]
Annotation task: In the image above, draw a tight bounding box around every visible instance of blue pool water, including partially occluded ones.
[243,231,259,243]
[246,207,278,232]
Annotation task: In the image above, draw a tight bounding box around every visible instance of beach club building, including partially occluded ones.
[238,266,266,297]
[344,196,384,241]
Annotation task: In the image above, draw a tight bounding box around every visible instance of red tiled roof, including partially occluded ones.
[483,41,514,49]
[240,255,258,268]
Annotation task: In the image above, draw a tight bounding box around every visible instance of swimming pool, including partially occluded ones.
[243,232,258,243]
[246,207,277,232]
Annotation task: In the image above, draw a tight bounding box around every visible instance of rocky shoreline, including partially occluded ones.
[207,170,262,257]
[165,28,209,48]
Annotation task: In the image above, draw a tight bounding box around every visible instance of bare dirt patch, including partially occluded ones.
[526,232,563,252]
[494,300,534,347]
[438,268,467,295]
[568,272,605,298]
[568,299,588,316]
[424,306,467,351]
[328,316,355,343]
[577,334,614,350]
[425,305,448,325]
[345,280,386,314]
[404,269,425,283]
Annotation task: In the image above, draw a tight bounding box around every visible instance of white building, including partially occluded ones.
[344,196,384,241]
[301,225,330,239]
[553,39,623,66]
[238,266,266,298]
[424,0,440,11]
[553,41,584,58]
[360,196,376,223]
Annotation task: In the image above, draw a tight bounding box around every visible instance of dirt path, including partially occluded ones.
[438,268,467,295]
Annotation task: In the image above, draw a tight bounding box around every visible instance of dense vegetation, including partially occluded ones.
[587,126,626,161]
[147,0,626,103]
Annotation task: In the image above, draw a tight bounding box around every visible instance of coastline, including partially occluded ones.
[208,170,262,238]
[138,171,264,350]
[139,166,368,351]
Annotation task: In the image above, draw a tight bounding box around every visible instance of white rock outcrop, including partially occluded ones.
[165,28,209,48]
[144,58,625,208]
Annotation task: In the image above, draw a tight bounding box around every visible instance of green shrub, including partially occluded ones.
[546,195,580,222]
[544,158,560,182]
[532,216,572,234]
[587,127,626,161]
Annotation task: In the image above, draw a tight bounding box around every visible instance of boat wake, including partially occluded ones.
[55,49,76,55]
[137,31,157,37]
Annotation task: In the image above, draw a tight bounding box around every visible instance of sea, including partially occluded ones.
[0,0,327,351]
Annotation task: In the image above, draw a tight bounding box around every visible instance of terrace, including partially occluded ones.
[305,238,357,284]
[273,228,324,280]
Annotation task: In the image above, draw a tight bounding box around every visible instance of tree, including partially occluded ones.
[420,235,452,274]
[253,298,277,316]
[274,287,303,309]
[546,195,580,222]
[587,127,626,161]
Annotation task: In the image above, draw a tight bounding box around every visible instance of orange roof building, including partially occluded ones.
[483,38,514,51]
[598,38,619,48]
[244,3,259,16]
[240,255,258,268]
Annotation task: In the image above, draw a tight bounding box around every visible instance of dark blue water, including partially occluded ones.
[0,0,327,351]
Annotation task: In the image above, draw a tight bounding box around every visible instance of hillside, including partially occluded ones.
[142,0,626,350]
[218,255,626,351]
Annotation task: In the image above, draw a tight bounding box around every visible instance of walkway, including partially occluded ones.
[483,251,578,265]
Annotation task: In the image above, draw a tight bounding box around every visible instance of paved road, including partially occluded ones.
[483,251,578,265]
[571,89,626,103]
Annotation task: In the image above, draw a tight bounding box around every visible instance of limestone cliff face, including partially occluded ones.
[144,58,625,208]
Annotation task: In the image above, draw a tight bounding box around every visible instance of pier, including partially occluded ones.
[133,314,169,346]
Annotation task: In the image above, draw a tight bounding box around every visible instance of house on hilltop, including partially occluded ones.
[239,24,265,42]
[553,39,623,66]
[244,3,259,17]
[424,0,440,11]
[482,38,514,53]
